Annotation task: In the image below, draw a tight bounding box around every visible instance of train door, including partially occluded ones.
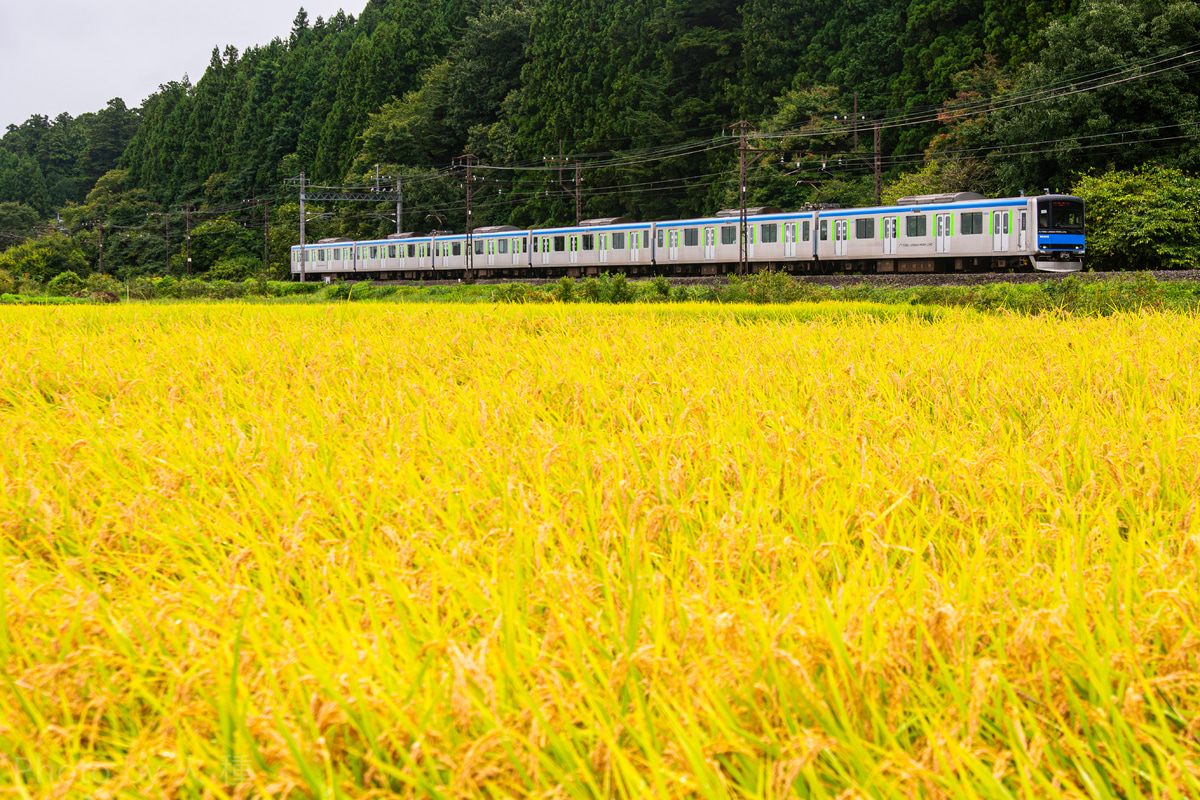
[510,237,520,266]
[569,234,579,264]
[630,230,641,263]
[599,233,609,264]
[834,220,848,256]
[935,213,951,254]
[882,217,898,255]
[540,236,551,265]
[668,229,680,261]
[704,227,716,259]
[1018,211,1028,251]
[784,222,797,257]
[993,211,1009,252]
[747,225,756,258]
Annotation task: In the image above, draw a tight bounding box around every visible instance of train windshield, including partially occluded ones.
[1038,198,1085,232]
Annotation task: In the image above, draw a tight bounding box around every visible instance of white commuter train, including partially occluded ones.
[290,192,1085,280]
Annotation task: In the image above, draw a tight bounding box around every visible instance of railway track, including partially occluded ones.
[366,269,1200,290]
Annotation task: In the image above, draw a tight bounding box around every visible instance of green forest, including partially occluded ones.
[3,0,1200,283]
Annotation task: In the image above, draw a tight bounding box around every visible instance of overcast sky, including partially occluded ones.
[0,0,358,131]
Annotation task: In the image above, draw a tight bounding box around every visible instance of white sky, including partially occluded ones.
[0,1,357,131]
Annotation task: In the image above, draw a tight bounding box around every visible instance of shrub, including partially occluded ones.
[128,279,158,300]
[156,276,181,298]
[48,271,84,296]
[649,275,671,300]
[179,279,208,299]
[552,276,577,303]
[242,277,266,297]
[16,278,41,296]
[85,273,122,295]
[278,281,322,296]
[602,272,635,303]
[580,277,602,302]
[208,256,261,282]
[209,279,244,299]
[0,269,13,295]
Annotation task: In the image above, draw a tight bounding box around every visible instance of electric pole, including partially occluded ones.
[874,120,882,206]
[396,176,403,234]
[97,218,104,274]
[298,173,306,282]
[544,141,582,225]
[454,155,478,280]
[185,204,192,275]
[263,198,270,277]
[729,120,755,276]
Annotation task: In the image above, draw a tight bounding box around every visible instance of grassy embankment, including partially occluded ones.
[2,303,1198,798]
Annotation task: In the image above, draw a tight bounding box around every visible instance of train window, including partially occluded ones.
[630,232,641,249]
[386,245,394,258]
[802,221,811,241]
[761,224,778,244]
[582,234,594,251]
[368,246,376,259]
[684,228,698,247]
[1052,201,1084,229]
[499,240,508,254]
[657,230,664,248]
[721,226,737,245]
[905,215,927,237]
[451,242,460,256]
[406,245,415,258]
[554,236,565,252]
[613,232,625,249]
[532,238,539,252]
[855,219,875,239]
[475,241,485,255]
[819,220,828,241]
[961,212,983,235]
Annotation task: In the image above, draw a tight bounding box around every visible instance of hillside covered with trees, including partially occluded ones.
[3,0,1200,281]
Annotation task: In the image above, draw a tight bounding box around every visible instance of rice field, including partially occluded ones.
[1,302,1198,799]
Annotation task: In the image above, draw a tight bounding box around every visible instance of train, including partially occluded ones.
[290,191,1085,281]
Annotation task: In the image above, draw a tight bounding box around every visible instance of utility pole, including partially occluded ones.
[97,218,104,274]
[729,120,755,276]
[185,204,192,275]
[165,206,170,274]
[396,176,403,234]
[544,141,582,225]
[874,120,882,206]
[853,93,858,153]
[298,172,306,283]
[263,198,270,276]
[454,155,478,280]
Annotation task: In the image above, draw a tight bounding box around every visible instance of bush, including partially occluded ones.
[128,278,158,300]
[649,275,671,300]
[0,269,12,295]
[179,279,208,299]
[272,280,324,296]
[580,277,602,302]
[208,256,261,282]
[48,271,84,296]
[85,273,122,295]
[493,283,552,303]
[602,272,635,303]
[552,276,577,303]
[242,277,266,297]
[156,276,180,298]
[16,278,41,296]
[209,279,244,299]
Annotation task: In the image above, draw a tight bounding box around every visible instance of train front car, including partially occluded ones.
[1032,194,1085,272]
